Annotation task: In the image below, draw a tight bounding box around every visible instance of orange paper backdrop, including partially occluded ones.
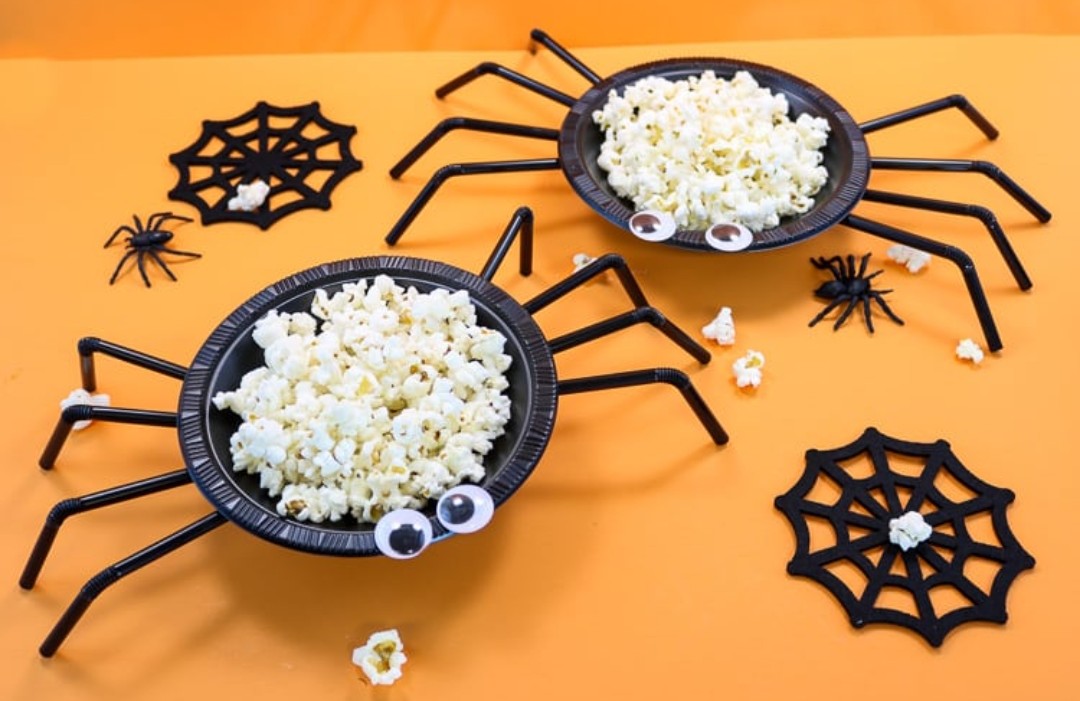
[1,9,1078,701]
[2,0,1079,58]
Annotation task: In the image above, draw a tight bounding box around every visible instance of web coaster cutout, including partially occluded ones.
[774,427,1034,647]
[168,101,362,230]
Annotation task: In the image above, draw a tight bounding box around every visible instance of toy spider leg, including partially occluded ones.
[39,337,188,469]
[103,212,194,247]
[108,246,202,287]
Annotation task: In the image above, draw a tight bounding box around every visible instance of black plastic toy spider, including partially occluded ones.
[105,212,200,287]
[385,28,1051,353]
[809,254,904,333]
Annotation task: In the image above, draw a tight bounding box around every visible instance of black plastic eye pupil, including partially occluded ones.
[713,224,739,241]
[439,494,476,526]
[388,524,427,555]
[435,485,494,534]
[631,213,660,234]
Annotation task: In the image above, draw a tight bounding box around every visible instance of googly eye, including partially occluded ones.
[705,222,754,252]
[628,210,677,242]
[436,485,494,534]
[374,509,432,559]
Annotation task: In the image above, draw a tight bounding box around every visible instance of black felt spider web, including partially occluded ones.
[168,101,362,230]
[774,427,1034,647]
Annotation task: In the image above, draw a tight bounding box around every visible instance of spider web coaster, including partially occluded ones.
[168,101,362,230]
[774,427,1034,647]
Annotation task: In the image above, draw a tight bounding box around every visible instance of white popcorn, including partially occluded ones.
[955,338,985,364]
[227,179,271,212]
[60,388,111,430]
[732,349,765,388]
[702,307,736,345]
[889,511,933,551]
[572,252,596,272]
[887,244,931,273]
[212,275,513,523]
[592,70,830,232]
[352,629,407,686]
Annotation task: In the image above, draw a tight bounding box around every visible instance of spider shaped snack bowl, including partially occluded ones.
[387,29,1052,352]
[22,207,727,657]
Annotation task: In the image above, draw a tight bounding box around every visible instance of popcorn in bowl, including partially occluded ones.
[592,70,831,233]
[212,275,513,524]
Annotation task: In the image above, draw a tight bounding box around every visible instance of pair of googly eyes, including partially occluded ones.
[627,210,755,252]
[373,484,494,559]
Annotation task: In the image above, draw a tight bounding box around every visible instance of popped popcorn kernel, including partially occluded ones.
[572,252,596,272]
[352,629,407,686]
[212,276,513,523]
[592,70,830,232]
[702,307,736,345]
[955,338,985,364]
[889,511,933,551]
[732,349,765,388]
[887,244,931,273]
[227,179,271,212]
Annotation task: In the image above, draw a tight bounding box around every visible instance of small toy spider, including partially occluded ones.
[105,212,200,286]
[808,254,904,333]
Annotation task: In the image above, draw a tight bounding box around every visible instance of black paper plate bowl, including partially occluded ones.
[558,58,870,252]
[177,256,558,557]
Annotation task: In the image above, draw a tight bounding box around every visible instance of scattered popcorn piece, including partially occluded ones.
[213,275,513,524]
[59,388,111,430]
[702,307,736,345]
[732,349,765,388]
[888,511,933,551]
[955,338,985,364]
[352,629,407,686]
[886,244,931,273]
[572,253,596,272]
[592,70,830,232]
[227,179,271,212]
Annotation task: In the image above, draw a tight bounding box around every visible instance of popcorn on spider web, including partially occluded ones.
[352,628,407,685]
[888,511,933,551]
[227,179,271,212]
[702,306,735,345]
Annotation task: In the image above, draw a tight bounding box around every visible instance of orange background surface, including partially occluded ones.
[1,5,1078,701]
[2,0,1080,57]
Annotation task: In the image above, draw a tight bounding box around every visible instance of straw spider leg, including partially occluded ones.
[478,206,728,444]
[23,206,726,658]
[26,337,226,658]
